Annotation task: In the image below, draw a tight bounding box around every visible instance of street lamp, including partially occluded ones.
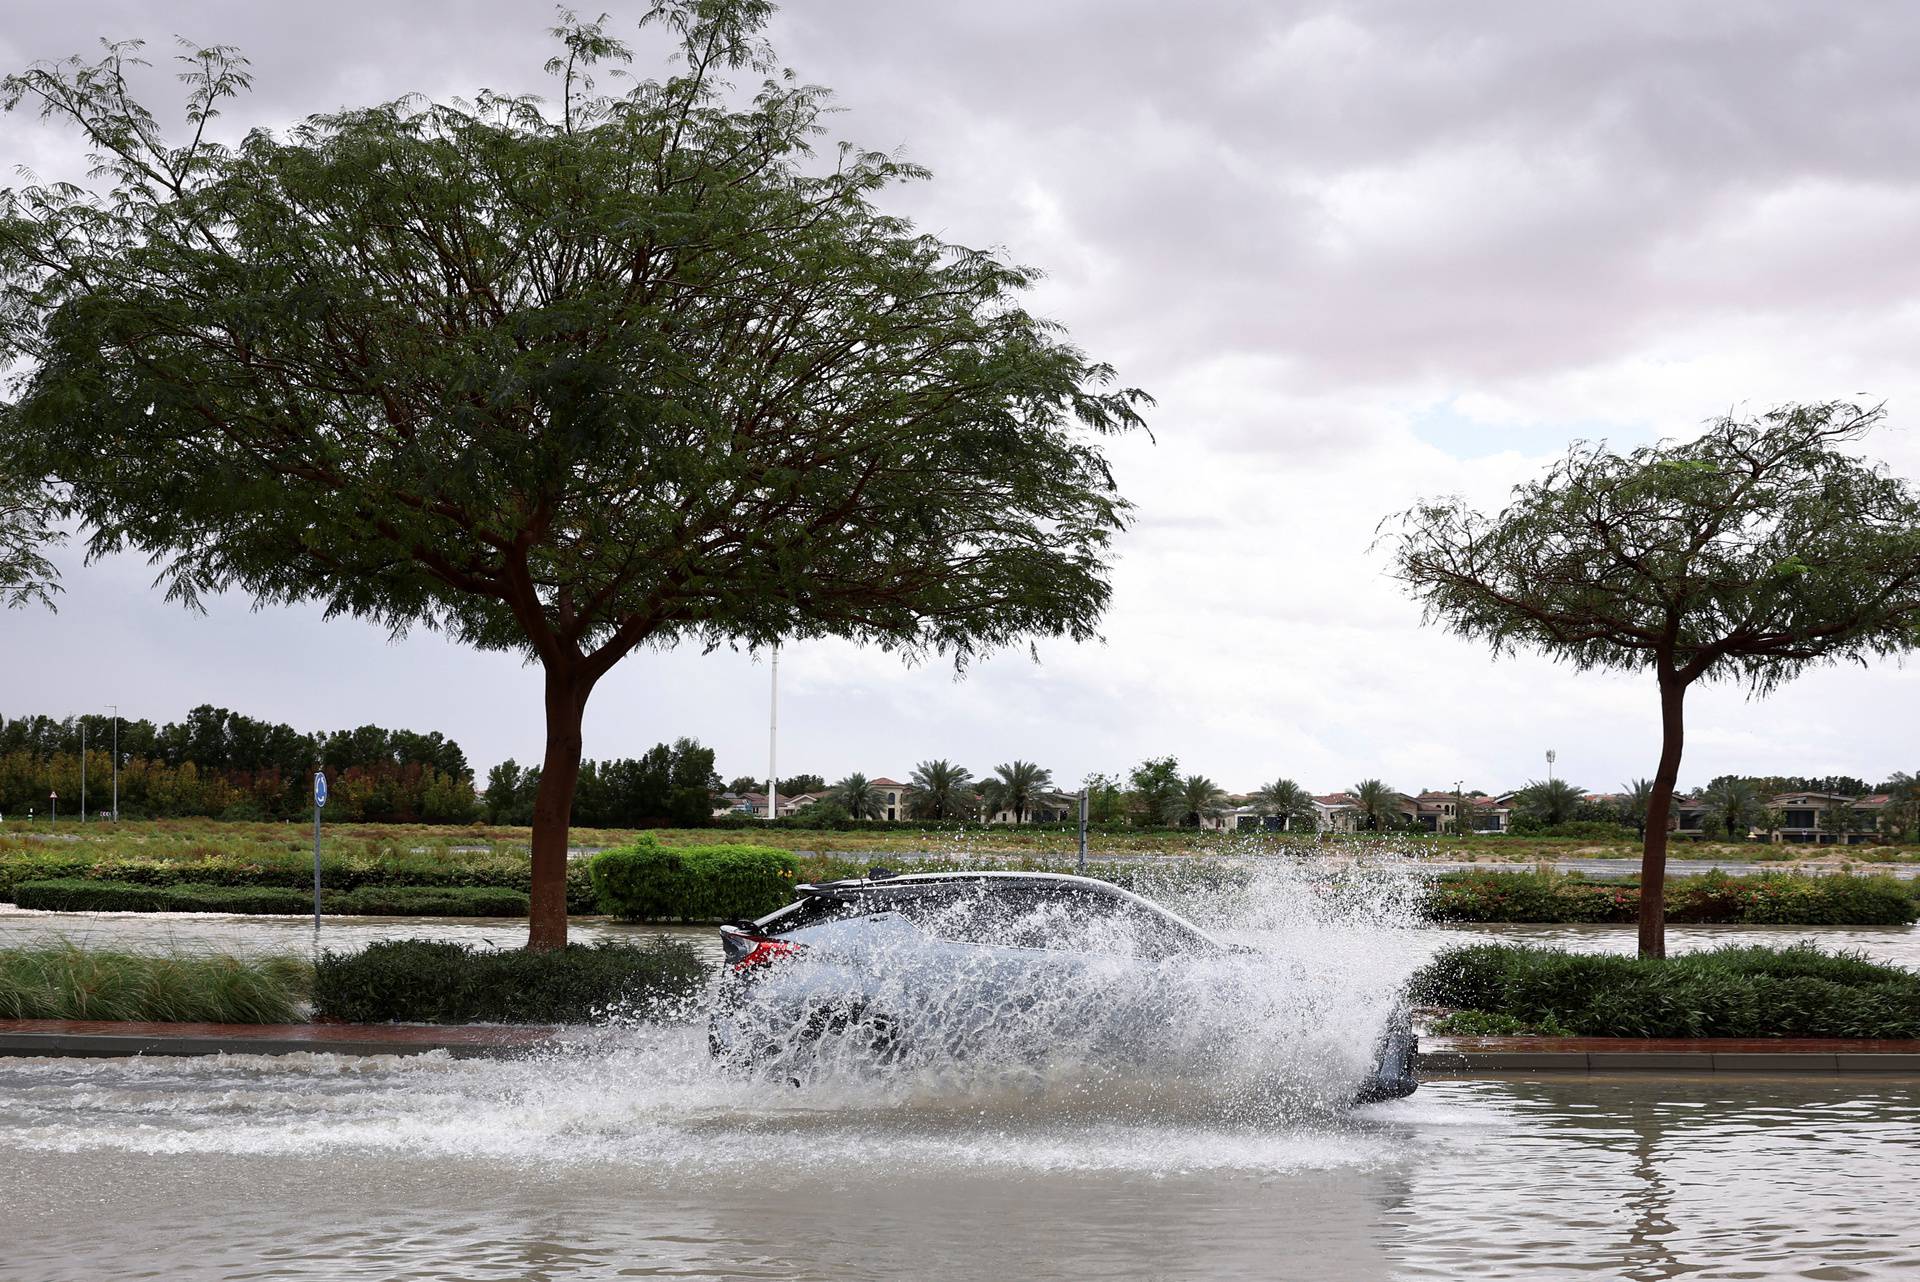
[108,704,119,822]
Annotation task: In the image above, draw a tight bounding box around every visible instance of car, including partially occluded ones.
[706,869,1418,1105]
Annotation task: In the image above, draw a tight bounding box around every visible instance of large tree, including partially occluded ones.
[1351,779,1401,832]
[982,759,1052,823]
[1174,773,1226,827]
[0,5,1146,947]
[1511,777,1584,828]
[1388,403,1920,956]
[0,469,59,610]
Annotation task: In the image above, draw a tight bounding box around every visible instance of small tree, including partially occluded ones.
[1619,779,1655,839]
[0,5,1145,948]
[1511,778,1584,828]
[832,773,883,821]
[1174,774,1227,827]
[1351,779,1401,832]
[1254,777,1316,832]
[1127,757,1181,827]
[1700,777,1762,842]
[907,759,974,821]
[1081,772,1128,824]
[984,760,1052,823]
[1388,404,1920,955]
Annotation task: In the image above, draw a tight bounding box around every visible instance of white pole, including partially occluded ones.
[80,720,87,824]
[110,707,118,822]
[766,643,780,821]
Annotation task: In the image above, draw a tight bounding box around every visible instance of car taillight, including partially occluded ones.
[731,937,806,972]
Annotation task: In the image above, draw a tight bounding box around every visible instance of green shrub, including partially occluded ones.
[312,938,705,1024]
[329,886,528,917]
[0,944,310,1022]
[1425,869,1918,926]
[12,878,529,917]
[1413,943,1920,1038]
[590,840,796,921]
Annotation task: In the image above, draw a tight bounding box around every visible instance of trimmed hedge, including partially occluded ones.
[590,839,798,922]
[12,878,529,917]
[312,938,705,1024]
[1426,870,1919,926]
[1413,943,1920,1038]
[0,849,597,911]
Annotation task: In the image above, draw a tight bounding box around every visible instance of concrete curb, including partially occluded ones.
[1418,1036,1920,1074]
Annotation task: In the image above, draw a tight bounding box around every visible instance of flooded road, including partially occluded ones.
[1,1041,1914,1280]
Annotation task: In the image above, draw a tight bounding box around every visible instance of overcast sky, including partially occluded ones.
[4,0,1919,794]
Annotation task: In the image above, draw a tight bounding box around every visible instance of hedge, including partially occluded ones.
[312,938,705,1024]
[590,839,798,922]
[12,878,529,917]
[1413,943,1920,1038]
[0,849,597,911]
[1425,870,1919,926]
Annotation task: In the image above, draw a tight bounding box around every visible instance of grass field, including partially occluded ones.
[1,816,1911,866]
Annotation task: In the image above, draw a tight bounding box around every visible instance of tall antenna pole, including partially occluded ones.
[1546,749,1556,783]
[766,643,780,821]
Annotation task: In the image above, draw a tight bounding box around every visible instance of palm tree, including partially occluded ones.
[1700,777,1762,842]
[1175,774,1227,827]
[908,759,975,820]
[833,772,884,820]
[1619,779,1655,838]
[1351,779,1401,832]
[1513,778,1583,828]
[1254,777,1315,832]
[987,760,1052,823]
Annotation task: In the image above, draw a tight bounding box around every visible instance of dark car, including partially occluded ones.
[707,869,1418,1104]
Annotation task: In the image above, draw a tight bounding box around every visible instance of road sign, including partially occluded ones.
[314,772,328,808]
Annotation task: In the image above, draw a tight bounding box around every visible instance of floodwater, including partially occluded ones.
[4,865,1919,1279]
[1,1042,1915,1280]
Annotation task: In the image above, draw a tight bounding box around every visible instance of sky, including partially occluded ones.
[4,0,1919,795]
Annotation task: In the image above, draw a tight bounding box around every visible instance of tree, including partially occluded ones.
[777,774,827,798]
[1253,777,1316,832]
[1819,798,1869,845]
[1351,779,1401,832]
[725,775,762,795]
[832,772,883,820]
[1388,404,1920,955]
[1081,771,1128,824]
[0,469,59,610]
[1127,756,1181,827]
[1700,776,1762,842]
[907,759,974,820]
[1882,772,1920,843]
[1174,774,1226,827]
[1619,779,1655,839]
[1,6,1146,948]
[1511,778,1584,828]
[983,760,1052,823]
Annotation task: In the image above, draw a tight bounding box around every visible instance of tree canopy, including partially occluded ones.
[0,2,1146,946]
[1388,402,1920,954]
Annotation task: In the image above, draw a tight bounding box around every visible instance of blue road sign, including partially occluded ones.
[314,771,328,808]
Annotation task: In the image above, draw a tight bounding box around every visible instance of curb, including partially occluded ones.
[0,1021,559,1060]
[1418,1036,1920,1074]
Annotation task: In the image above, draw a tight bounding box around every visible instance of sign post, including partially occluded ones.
[312,769,328,932]
[1077,789,1089,874]
[49,790,58,831]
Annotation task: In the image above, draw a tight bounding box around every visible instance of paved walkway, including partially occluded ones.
[1420,1035,1920,1073]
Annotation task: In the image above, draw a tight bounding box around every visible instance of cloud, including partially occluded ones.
[3,0,1918,795]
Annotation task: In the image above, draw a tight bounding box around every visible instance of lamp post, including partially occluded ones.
[80,720,87,824]
[766,642,779,822]
[108,705,118,822]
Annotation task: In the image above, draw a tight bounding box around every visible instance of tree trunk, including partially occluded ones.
[1638,668,1688,959]
[528,661,592,952]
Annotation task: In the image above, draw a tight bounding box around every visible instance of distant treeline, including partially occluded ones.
[0,707,474,823]
[483,738,721,828]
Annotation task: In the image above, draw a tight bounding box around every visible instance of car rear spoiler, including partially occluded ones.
[795,867,897,896]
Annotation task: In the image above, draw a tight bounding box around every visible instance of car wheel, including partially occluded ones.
[802,1002,906,1069]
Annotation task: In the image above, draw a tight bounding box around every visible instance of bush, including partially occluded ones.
[312,938,705,1024]
[1412,942,1920,1038]
[1425,869,1919,926]
[590,839,797,921]
[11,879,529,917]
[0,943,310,1022]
